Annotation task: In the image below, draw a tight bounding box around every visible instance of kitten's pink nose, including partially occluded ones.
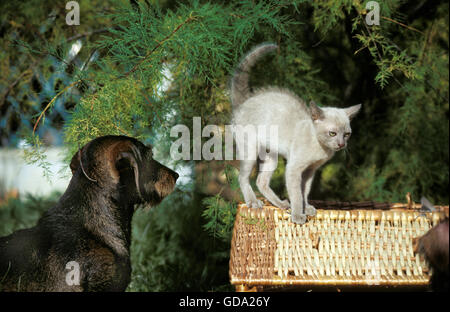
[338,143,345,148]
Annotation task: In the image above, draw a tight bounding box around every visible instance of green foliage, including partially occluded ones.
[202,194,237,243]
[63,77,152,157]
[0,0,114,147]
[0,192,60,236]
[128,190,232,291]
[22,135,54,181]
[1,0,448,291]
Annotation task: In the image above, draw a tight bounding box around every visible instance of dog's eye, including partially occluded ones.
[329,131,337,137]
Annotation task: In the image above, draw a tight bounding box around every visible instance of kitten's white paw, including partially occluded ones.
[305,204,316,216]
[278,200,290,209]
[247,199,264,209]
[291,213,307,225]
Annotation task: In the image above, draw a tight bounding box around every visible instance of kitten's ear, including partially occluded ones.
[344,104,362,120]
[309,101,325,121]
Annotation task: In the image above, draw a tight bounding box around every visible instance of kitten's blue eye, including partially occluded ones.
[329,131,337,137]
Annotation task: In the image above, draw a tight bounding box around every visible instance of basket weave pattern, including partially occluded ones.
[229,202,448,289]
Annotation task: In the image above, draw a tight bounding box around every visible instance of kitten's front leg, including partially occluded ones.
[239,159,263,208]
[256,154,290,209]
[285,162,307,225]
[302,168,316,216]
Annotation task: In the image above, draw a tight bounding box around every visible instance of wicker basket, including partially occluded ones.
[229,198,448,291]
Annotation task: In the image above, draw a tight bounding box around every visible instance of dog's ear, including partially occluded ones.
[114,145,144,200]
[116,152,139,185]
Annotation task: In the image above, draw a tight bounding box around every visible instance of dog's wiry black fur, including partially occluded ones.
[416,218,449,292]
[0,135,178,291]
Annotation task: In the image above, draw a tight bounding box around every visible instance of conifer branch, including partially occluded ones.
[66,28,111,42]
[0,59,39,109]
[381,16,424,35]
[32,80,81,134]
[120,15,197,78]
[112,123,131,136]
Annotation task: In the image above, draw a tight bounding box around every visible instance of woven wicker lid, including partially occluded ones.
[229,200,448,289]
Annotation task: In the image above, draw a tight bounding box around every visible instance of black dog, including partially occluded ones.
[0,135,178,291]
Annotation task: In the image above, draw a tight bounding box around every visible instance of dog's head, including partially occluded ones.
[70,135,178,206]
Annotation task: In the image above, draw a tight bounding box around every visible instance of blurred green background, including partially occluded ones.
[0,0,448,291]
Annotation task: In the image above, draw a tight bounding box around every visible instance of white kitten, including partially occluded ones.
[230,43,361,224]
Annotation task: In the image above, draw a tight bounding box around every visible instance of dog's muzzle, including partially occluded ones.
[140,161,178,205]
[154,166,178,198]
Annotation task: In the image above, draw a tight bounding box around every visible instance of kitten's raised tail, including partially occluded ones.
[230,43,278,108]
